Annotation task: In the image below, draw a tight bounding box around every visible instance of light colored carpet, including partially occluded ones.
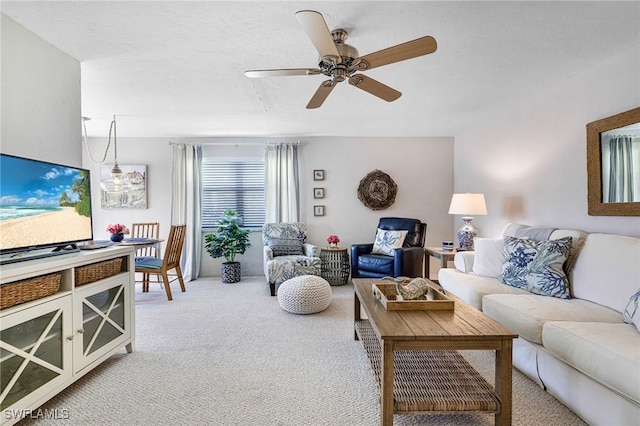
[22,277,586,426]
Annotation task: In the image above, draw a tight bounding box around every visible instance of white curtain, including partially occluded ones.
[265,143,300,223]
[605,135,638,202]
[171,143,202,281]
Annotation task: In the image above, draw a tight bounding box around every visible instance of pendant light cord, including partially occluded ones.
[83,115,117,165]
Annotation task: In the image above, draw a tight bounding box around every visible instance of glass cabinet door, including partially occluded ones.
[74,280,129,372]
[0,296,72,411]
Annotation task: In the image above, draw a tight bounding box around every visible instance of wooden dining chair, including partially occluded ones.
[134,224,186,301]
[131,222,161,257]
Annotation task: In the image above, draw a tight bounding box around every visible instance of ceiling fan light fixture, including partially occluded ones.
[245,10,437,108]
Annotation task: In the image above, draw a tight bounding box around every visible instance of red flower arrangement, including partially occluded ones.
[327,235,340,244]
[106,223,130,235]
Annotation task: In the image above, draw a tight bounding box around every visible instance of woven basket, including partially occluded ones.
[357,169,398,211]
[75,257,123,287]
[0,272,62,310]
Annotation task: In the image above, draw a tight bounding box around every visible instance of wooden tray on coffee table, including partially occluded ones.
[371,280,454,311]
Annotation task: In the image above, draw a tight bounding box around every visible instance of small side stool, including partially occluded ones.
[320,247,350,286]
[277,275,332,314]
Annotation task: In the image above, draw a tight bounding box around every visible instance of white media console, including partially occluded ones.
[0,246,135,425]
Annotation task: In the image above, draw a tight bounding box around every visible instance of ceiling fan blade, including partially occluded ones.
[358,36,437,70]
[306,80,337,109]
[348,74,401,102]
[245,68,321,78]
[295,10,341,61]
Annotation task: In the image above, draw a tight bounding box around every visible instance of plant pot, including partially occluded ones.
[110,233,124,243]
[221,262,241,283]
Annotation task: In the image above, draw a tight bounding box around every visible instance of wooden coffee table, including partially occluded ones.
[353,278,517,426]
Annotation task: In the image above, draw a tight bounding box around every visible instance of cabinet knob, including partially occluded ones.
[66,335,74,341]
[77,328,84,334]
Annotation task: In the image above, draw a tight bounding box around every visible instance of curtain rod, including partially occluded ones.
[168,141,301,147]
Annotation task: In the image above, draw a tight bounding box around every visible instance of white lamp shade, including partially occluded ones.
[448,193,487,215]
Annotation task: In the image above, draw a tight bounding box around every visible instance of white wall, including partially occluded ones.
[1,13,81,166]
[82,137,174,242]
[86,137,454,279]
[454,43,640,238]
[299,137,454,250]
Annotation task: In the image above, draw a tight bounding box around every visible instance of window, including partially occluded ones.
[201,158,265,229]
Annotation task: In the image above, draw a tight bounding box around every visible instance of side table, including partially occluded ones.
[320,247,350,286]
[424,246,457,281]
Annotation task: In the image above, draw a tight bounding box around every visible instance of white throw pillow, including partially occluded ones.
[371,229,408,256]
[472,237,505,277]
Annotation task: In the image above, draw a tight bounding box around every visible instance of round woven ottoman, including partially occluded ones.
[277,275,332,314]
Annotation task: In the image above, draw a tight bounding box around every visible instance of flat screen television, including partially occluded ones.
[0,153,94,264]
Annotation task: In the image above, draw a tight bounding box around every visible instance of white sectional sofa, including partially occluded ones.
[438,223,640,425]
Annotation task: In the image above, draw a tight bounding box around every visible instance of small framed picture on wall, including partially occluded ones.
[313,188,325,199]
[314,205,325,216]
[313,170,325,181]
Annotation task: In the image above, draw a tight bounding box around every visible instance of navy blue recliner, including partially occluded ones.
[350,217,427,279]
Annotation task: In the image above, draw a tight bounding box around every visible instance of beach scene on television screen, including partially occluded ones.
[100,164,147,209]
[0,156,92,250]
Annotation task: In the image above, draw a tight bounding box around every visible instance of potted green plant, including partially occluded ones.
[204,210,252,283]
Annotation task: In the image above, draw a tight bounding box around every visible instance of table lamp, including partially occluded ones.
[448,193,487,251]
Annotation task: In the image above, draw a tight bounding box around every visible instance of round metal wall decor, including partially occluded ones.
[357,169,398,210]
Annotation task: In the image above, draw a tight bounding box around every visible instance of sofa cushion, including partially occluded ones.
[502,223,556,238]
[542,321,640,403]
[472,237,505,277]
[265,255,322,286]
[623,289,640,332]
[357,253,395,275]
[498,236,572,299]
[371,229,408,256]
[482,294,623,344]
[571,233,640,313]
[438,268,530,310]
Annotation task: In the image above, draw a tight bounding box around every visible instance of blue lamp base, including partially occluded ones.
[456,217,477,251]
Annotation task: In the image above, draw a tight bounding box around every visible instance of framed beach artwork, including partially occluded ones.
[100,164,147,209]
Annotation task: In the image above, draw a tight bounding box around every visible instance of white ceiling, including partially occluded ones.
[2,1,638,138]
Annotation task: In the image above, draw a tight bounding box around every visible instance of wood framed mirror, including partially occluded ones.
[587,106,640,216]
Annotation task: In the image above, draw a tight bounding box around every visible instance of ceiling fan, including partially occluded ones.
[245,10,437,109]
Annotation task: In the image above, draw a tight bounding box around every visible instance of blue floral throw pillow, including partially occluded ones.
[623,289,640,332]
[498,236,572,299]
[371,229,408,256]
